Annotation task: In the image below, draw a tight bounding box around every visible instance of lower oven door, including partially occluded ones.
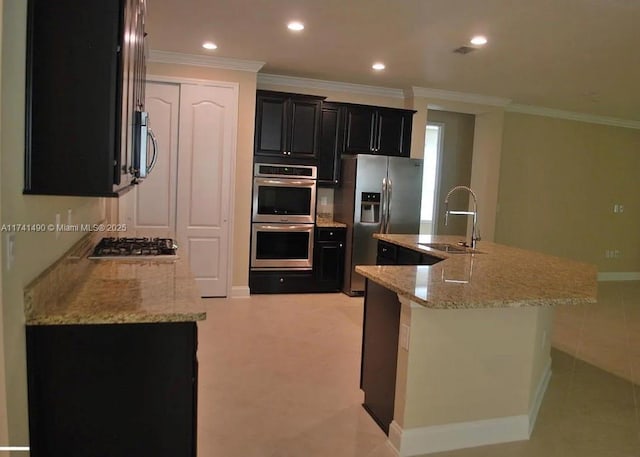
[251,224,314,270]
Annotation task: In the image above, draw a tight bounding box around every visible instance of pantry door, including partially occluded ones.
[176,83,237,297]
[125,81,179,238]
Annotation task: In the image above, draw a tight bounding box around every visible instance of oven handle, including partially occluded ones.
[255,178,316,187]
[255,224,314,231]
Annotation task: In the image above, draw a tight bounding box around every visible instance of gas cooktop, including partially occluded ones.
[89,237,178,259]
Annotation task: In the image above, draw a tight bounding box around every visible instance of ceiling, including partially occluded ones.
[146,0,640,121]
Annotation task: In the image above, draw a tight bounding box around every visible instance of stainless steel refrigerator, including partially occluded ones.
[334,155,423,295]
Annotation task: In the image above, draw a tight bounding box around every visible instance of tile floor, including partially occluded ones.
[196,283,640,457]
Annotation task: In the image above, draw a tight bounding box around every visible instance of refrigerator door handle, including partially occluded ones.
[380,177,388,233]
[385,178,393,233]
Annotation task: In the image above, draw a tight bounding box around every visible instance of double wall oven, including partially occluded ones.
[251,164,317,270]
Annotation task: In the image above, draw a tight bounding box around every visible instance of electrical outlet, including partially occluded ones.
[613,203,625,213]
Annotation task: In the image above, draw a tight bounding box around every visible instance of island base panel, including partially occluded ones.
[360,279,401,434]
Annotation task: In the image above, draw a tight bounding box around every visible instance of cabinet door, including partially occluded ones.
[317,103,342,186]
[396,246,422,265]
[376,241,397,264]
[344,106,376,154]
[376,109,412,157]
[26,323,197,457]
[25,0,124,196]
[314,228,345,290]
[315,242,344,284]
[288,98,321,158]
[254,94,288,156]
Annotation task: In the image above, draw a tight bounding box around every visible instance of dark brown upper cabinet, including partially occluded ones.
[343,104,415,157]
[254,91,325,162]
[317,102,344,187]
[25,0,146,197]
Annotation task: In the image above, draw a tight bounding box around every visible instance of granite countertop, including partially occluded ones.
[355,234,597,309]
[316,214,347,228]
[25,234,206,325]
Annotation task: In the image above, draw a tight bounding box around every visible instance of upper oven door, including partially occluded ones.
[253,178,316,223]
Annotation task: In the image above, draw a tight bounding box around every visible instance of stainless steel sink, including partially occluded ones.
[418,243,482,254]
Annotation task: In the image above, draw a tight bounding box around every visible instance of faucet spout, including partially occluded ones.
[443,185,480,249]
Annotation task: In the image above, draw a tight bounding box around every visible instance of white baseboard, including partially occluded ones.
[597,272,640,281]
[387,361,552,456]
[230,286,250,298]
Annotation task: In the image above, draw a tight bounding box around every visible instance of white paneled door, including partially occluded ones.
[126,82,179,238]
[176,83,237,297]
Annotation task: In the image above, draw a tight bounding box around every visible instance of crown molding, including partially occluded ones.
[147,55,640,129]
[506,104,640,130]
[257,73,404,99]
[148,50,265,72]
[411,86,512,107]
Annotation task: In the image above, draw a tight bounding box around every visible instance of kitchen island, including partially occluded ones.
[24,233,205,457]
[356,234,596,456]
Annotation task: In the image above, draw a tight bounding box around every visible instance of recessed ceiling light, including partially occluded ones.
[287,21,305,31]
[202,41,218,50]
[372,62,385,71]
[470,35,488,46]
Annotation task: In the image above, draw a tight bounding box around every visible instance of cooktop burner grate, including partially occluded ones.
[90,237,178,257]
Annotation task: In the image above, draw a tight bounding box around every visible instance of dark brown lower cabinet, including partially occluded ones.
[360,280,401,434]
[313,227,346,291]
[377,240,442,266]
[249,270,315,294]
[26,322,198,457]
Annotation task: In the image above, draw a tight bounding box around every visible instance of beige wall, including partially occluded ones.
[413,95,506,242]
[470,110,504,241]
[427,110,476,237]
[1,0,107,444]
[495,112,640,271]
[401,303,548,428]
[0,0,7,446]
[147,62,257,291]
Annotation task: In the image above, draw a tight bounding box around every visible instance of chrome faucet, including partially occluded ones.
[444,185,480,249]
